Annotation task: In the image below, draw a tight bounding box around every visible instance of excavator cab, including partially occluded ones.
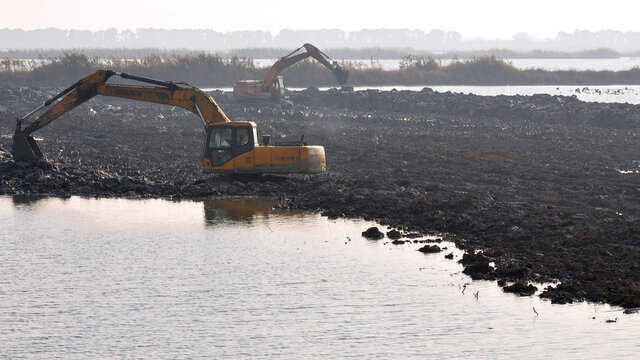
[272,76,285,97]
[205,123,254,167]
[233,76,285,100]
[203,121,326,174]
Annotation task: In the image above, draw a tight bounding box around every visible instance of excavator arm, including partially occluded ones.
[96,85,228,125]
[261,43,349,93]
[262,50,311,92]
[12,69,230,162]
[302,43,349,86]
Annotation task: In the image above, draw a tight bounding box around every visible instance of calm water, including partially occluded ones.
[253,57,640,72]
[1,196,638,359]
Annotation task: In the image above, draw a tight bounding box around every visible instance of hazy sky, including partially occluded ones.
[1,0,638,39]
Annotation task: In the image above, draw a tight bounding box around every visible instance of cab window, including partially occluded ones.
[209,128,233,166]
[277,78,284,94]
[236,128,250,146]
[210,128,232,148]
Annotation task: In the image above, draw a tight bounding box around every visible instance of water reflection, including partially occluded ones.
[1,195,638,359]
[202,197,299,225]
[10,194,57,207]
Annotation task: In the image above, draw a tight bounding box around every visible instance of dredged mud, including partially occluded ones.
[1,86,639,308]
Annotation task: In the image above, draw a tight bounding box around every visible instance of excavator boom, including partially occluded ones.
[13,69,230,162]
[97,85,228,124]
[262,51,311,92]
[17,70,229,136]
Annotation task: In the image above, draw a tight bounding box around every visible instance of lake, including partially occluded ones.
[253,57,640,72]
[1,196,638,359]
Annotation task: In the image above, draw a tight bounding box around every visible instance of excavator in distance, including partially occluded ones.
[11,69,326,174]
[233,43,349,100]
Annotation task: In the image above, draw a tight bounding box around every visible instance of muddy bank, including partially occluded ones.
[1,87,639,309]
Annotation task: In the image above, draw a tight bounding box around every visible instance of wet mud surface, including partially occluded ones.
[1,86,639,308]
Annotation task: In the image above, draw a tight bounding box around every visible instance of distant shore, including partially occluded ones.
[3,52,640,87]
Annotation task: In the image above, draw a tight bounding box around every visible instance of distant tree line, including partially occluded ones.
[3,28,640,52]
[3,52,640,87]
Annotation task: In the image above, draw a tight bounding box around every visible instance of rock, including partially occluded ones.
[444,252,454,259]
[458,252,488,265]
[502,282,538,296]
[539,283,581,304]
[386,229,402,239]
[459,251,493,277]
[418,244,441,253]
[463,262,492,276]
[391,239,406,245]
[362,226,384,240]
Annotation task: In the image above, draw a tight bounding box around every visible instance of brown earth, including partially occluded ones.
[1,86,639,309]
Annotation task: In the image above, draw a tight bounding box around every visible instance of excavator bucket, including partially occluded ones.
[11,133,44,163]
[333,67,349,86]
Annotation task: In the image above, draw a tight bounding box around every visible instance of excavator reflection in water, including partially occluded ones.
[12,70,326,174]
[203,197,302,225]
[233,43,349,100]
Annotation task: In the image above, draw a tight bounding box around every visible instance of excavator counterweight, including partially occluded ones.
[11,69,326,174]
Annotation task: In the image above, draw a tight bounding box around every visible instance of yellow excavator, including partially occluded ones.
[11,69,326,174]
[233,43,349,100]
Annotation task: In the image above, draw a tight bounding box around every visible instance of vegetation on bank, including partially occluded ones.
[3,52,640,87]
